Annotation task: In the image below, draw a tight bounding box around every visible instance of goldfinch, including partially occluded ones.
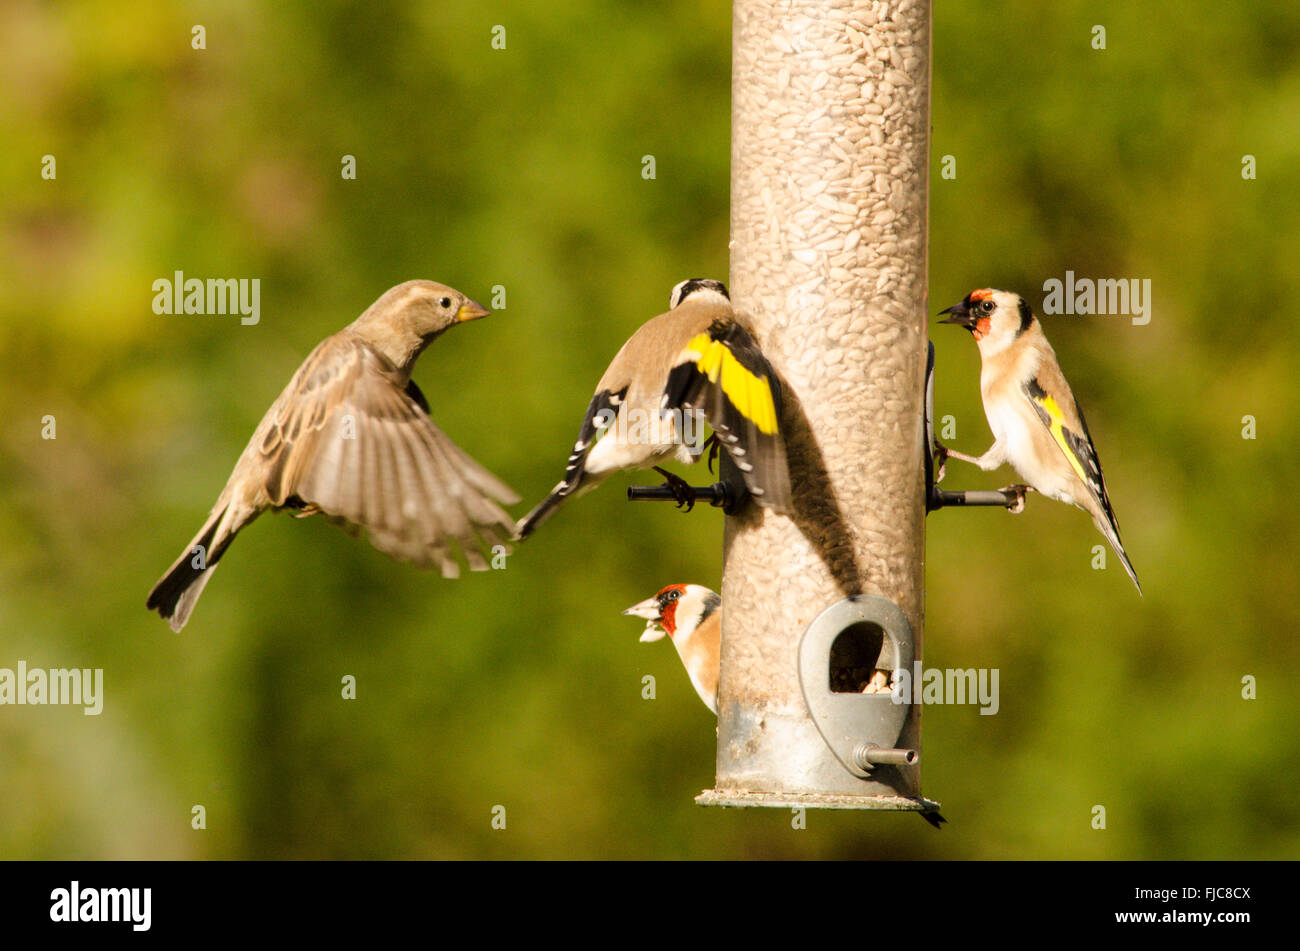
[624,583,720,714]
[146,280,520,631]
[516,279,791,538]
[623,584,948,827]
[938,288,1141,594]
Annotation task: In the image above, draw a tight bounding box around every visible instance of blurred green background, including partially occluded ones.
[1,0,1297,859]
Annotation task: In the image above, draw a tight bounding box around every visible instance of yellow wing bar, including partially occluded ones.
[1033,392,1091,486]
[687,332,779,435]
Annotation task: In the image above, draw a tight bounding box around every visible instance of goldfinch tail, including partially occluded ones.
[1094,512,1142,596]
[515,482,571,540]
[516,389,624,540]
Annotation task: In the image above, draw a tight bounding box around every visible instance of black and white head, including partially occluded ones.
[938,288,1035,356]
[669,278,730,310]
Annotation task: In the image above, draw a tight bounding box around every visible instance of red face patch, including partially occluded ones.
[656,585,686,637]
[968,288,994,303]
[659,601,678,636]
[973,316,992,340]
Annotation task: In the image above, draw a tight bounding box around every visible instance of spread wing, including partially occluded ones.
[257,333,519,576]
[663,319,791,512]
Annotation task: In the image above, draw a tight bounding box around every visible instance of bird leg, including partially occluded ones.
[282,496,321,518]
[652,467,697,512]
[932,441,950,483]
[1000,484,1033,514]
[943,440,1006,472]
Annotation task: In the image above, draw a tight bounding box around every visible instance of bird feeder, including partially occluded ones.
[696,0,938,813]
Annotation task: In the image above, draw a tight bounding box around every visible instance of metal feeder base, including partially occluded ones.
[696,789,942,812]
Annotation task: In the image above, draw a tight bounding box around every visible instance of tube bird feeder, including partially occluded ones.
[698,0,936,813]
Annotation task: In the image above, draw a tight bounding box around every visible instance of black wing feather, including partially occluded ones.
[664,320,791,513]
[515,385,628,539]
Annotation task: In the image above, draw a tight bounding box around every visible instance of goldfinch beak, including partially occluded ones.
[938,301,973,327]
[456,300,490,322]
[623,597,661,620]
[623,597,667,641]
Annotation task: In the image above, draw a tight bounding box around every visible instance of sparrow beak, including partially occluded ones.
[938,300,973,327]
[456,299,490,323]
[623,597,667,641]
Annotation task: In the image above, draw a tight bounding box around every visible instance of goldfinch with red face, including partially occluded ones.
[623,585,948,828]
[939,288,1141,594]
[516,279,791,538]
[147,280,519,631]
[623,584,720,714]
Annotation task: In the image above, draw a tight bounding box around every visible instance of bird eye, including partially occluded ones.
[980,299,995,313]
[439,297,453,309]
[667,590,680,601]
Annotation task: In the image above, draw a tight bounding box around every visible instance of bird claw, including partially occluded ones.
[703,434,721,475]
[653,467,696,512]
[1001,484,1031,514]
[284,497,321,518]
[932,442,950,484]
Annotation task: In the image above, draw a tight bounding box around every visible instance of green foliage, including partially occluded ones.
[0,0,1295,859]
